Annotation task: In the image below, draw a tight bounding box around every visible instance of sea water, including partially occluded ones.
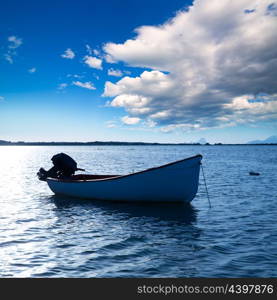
[0,145,276,277]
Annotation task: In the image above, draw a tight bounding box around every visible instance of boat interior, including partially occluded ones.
[70,174,120,181]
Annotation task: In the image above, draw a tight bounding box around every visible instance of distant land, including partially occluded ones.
[0,140,213,146]
[247,135,277,144]
[0,138,276,146]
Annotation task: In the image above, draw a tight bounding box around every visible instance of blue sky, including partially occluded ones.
[1,0,276,143]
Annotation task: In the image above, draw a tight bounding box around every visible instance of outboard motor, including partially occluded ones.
[37,153,84,181]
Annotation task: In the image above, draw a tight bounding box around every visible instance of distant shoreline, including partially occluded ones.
[0,141,276,146]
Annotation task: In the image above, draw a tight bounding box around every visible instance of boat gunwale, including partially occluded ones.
[47,154,202,184]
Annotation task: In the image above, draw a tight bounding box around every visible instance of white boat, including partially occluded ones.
[46,154,202,202]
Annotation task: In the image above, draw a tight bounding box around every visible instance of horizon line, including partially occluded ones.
[0,140,276,146]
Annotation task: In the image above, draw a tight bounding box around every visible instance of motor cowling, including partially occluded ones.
[51,152,77,174]
[37,153,83,181]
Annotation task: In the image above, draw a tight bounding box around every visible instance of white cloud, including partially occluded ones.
[86,44,93,55]
[105,54,117,63]
[58,83,68,90]
[4,54,13,64]
[83,55,102,69]
[108,68,123,77]
[8,36,22,49]
[28,67,36,73]
[144,119,157,128]
[5,36,23,63]
[103,0,277,130]
[61,48,75,59]
[160,123,201,133]
[93,49,100,56]
[67,74,83,79]
[223,94,277,124]
[72,81,96,90]
[0,96,4,101]
[106,120,118,128]
[121,115,141,125]
[150,110,171,120]
[104,70,174,97]
[108,93,152,116]
[107,68,130,77]
[85,44,99,55]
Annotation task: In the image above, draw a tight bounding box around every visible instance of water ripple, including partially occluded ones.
[0,145,276,277]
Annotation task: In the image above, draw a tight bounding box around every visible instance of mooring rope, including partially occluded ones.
[201,163,211,208]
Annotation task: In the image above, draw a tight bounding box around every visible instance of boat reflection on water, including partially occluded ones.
[51,195,198,225]
[45,195,201,278]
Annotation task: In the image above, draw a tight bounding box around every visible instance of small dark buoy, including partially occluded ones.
[249,171,260,176]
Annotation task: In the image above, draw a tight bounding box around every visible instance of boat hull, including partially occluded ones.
[46,155,202,202]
